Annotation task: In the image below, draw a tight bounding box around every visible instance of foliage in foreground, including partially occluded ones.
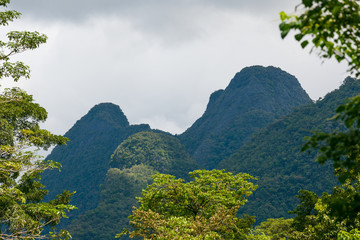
[282,97,360,240]
[0,0,76,239]
[218,78,360,223]
[280,0,360,77]
[117,169,257,239]
[0,88,76,240]
[279,1,360,238]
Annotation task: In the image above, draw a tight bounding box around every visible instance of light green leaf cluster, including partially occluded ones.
[253,218,293,240]
[338,229,360,240]
[246,230,271,240]
[118,169,257,239]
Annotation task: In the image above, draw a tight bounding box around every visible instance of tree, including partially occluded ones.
[0,0,76,239]
[300,96,360,232]
[284,98,360,239]
[302,97,360,184]
[289,190,319,232]
[117,169,257,239]
[279,0,360,77]
[253,218,294,240]
[279,1,360,238]
[338,229,360,240]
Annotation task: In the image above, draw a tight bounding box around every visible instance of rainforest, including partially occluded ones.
[1,0,360,240]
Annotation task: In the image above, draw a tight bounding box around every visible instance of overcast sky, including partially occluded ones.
[3,0,349,135]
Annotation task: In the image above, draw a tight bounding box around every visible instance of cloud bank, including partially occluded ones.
[3,0,348,136]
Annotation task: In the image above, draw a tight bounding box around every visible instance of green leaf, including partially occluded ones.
[295,33,304,41]
[281,28,290,39]
[302,0,313,7]
[301,40,309,48]
[279,11,289,21]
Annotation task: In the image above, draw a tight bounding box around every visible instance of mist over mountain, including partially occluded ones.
[179,66,312,169]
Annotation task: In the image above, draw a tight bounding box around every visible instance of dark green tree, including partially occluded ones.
[303,97,360,184]
[296,100,360,238]
[290,190,319,232]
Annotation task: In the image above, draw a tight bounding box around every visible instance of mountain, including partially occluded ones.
[218,77,360,223]
[179,66,312,169]
[41,103,151,225]
[40,65,357,238]
[110,131,199,179]
[67,131,199,239]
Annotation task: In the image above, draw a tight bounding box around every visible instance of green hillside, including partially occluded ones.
[41,103,151,226]
[39,67,360,239]
[219,77,360,223]
[179,66,311,169]
[68,131,199,239]
[110,131,199,179]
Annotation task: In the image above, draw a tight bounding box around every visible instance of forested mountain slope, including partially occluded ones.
[68,131,199,240]
[179,66,311,169]
[40,66,355,239]
[41,103,151,226]
[219,77,360,223]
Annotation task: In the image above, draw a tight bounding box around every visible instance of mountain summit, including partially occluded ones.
[41,102,150,225]
[41,66,315,238]
[179,66,311,169]
[80,102,130,128]
[218,77,360,222]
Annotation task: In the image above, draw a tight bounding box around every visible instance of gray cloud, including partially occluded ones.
[10,0,298,45]
[3,0,348,137]
[10,0,297,21]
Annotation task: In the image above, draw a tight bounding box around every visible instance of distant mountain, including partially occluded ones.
[42,103,150,226]
[179,66,312,169]
[218,77,360,223]
[68,131,199,240]
[40,65,356,239]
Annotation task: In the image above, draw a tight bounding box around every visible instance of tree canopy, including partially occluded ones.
[117,169,257,239]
